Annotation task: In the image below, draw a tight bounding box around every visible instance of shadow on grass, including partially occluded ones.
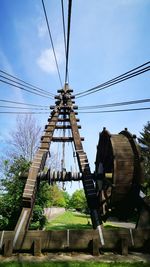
[104,225,119,229]
[74,213,91,219]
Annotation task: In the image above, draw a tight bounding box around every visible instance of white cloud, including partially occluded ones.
[37,46,64,74]
[37,23,47,39]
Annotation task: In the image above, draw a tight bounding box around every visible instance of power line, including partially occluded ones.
[61,0,70,84]
[61,0,67,57]
[0,78,52,99]
[75,61,150,98]
[65,0,72,84]
[0,111,50,114]
[75,61,150,96]
[79,107,150,114]
[0,74,54,98]
[0,105,49,110]
[41,0,63,88]
[76,67,150,98]
[0,99,49,107]
[0,69,54,97]
[1,107,149,115]
[78,98,150,110]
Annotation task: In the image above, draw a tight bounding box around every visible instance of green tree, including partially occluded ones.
[69,189,88,212]
[0,156,30,230]
[47,184,66,207]
[138,121,150,194]
[62,191,70,209]
[0,157,49,230]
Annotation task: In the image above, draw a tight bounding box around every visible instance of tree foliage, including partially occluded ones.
[138,121,150,194]
[62,191,70,209]
[48,184,66,207]
[0,157,70,230]
[0,156,30,230]
[69,189,88,212]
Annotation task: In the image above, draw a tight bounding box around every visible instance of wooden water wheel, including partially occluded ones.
[95,127,144,221]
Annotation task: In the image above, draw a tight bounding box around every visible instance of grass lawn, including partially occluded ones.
[45,211,92,230]
[0,262,149,267]
[45,211,119,230]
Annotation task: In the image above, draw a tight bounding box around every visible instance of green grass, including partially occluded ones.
[0,262,149,267]
[45,211,92,230]
[45,211,120,230]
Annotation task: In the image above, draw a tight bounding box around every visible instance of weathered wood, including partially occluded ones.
[4,240,13,257]
[1,229,150,255]
[58,111,78,115]
[33,238,41,256]
[57,118,79,122]
[57,89,73,93]
[95,127,144,222]
[91,238,99,256]
[55,125,81,129]
[121,238,128,256]
[52,137,84,142]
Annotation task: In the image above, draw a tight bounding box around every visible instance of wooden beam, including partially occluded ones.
[52,137,84,142]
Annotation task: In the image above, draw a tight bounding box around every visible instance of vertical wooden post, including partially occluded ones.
[33,238,41,256]
[92,238,99,256]
[4,240,13,257]
[121,238,128,256]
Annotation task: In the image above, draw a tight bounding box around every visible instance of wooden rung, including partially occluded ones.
[55,125,81,129]
[41,134,52,140]
[40,144,49,149]
[58,118,79,122]
[48,118,58,123]
[55,95,75,99]
[57,89,73,93]
[52,137,84,142]
[54,95,60,99]
[58,105,78,110]
[57,112,78,115]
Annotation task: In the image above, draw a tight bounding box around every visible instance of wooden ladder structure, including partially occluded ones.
[13,84,102,249]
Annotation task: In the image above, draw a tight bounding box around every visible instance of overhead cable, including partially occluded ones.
[65,0,72,84]
[1,107,149,115]
[78,98,150,110]
[0,79,52,99]
[0,111,50,114]
[0,99,49,107]
[78,107,150,114]
[61,0,67,56]
[41,0,63,88]
[0,69,54,97]
[0,74,54,98]
[75,61,150,98]
[0,105,49,110]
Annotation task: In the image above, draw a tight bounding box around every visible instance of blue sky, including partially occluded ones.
[0,0,150,193]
